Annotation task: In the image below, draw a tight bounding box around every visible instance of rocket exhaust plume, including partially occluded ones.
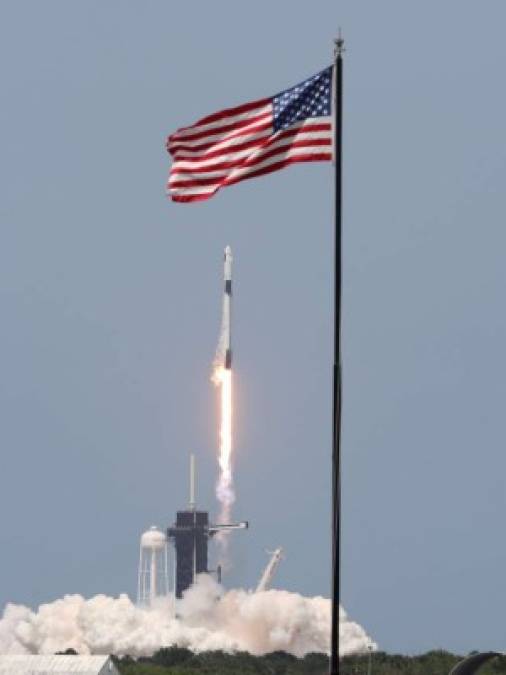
[0,576,376,657]
[212,246,235,532]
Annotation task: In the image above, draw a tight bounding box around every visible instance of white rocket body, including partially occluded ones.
[223,245,232,370]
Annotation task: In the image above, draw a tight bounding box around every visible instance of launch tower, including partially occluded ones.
[167,455,248,598]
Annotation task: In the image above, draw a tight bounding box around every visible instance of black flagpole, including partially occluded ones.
[330,33,344,675]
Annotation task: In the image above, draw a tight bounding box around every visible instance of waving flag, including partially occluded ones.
[166,67,333,202]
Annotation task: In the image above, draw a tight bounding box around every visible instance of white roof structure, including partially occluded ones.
[0,655,119,675]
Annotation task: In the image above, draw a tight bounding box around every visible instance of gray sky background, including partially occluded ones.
[1,0,506,656]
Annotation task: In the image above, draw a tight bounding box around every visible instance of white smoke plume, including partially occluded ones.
[0,575,375,658]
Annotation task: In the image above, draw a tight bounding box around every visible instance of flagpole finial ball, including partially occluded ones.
[334,29,345,58]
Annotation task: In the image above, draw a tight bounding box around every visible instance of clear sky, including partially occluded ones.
[1,0,505,656]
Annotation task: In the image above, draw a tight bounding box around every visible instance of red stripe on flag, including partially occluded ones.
[169,153,332,202]
[171,98,270,135]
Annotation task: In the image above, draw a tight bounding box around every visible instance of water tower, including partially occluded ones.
[137,526,169,606]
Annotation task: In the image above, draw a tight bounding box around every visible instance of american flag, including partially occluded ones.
[166,67,333,202]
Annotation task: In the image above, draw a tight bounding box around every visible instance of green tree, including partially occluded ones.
[150,646,193,668]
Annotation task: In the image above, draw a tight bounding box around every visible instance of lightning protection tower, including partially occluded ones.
[137,526,170,606]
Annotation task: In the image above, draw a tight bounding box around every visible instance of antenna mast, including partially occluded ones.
[190,453,196,510]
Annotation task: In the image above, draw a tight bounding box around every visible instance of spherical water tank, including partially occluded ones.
[141,526,166,550]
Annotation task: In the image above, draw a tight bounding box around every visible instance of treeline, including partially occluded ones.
[115,648,326,674]
[113,647,506,675]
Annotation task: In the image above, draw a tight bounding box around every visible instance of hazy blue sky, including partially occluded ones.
[1,0,506,656]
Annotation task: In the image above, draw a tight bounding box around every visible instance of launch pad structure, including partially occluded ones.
[168,455,248,598]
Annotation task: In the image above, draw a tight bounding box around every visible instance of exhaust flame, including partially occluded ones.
[212,365,235,526]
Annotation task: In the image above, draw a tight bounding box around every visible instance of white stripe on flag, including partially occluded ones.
[172,103,271,140]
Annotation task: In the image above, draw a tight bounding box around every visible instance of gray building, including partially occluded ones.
[0,655,119,675]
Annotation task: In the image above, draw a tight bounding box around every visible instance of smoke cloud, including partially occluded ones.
[0,575,375,658]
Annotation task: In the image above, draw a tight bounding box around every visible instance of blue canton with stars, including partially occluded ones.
[272,66,332,132]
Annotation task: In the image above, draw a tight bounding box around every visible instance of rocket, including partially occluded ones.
[214,245,233,373]
[223,245,232,370]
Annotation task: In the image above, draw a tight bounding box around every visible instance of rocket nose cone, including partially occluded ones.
[224,245,232,259]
